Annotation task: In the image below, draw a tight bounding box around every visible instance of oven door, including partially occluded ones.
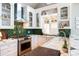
[19,40,31,55]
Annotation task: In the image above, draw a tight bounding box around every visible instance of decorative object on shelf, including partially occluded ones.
[45,19,49,24]
[59,21,69,28]
[1,31,8,39]
[43,15,57,24]
[0,31,2,41]
[43,16,50,24]
[50,15,57,22]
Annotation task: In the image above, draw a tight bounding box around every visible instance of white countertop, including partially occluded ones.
[0,38,17,45]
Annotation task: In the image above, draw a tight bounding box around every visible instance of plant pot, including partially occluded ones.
[62,48,68,53]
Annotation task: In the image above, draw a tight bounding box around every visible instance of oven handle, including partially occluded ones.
[20,39,31,44]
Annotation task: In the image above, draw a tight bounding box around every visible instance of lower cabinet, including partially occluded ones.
[31,35,39,50]
[70,50,79,56]
[0,39,18,56]
[38,36,47,46]
[70,37,79,56]
[31,35,53,50]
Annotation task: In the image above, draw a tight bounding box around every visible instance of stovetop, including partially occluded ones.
[18,36,31,41]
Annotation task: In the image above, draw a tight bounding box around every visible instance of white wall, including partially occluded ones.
[0,4,2,26]
[70,3,79,37]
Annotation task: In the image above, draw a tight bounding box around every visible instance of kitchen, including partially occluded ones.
[0,3,79,56]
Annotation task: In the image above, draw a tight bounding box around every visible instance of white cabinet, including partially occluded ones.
[36,13,40,28]
[70,36,79,56]
[58,3,70,29]
[70,4,79,37]
[69,4,79,56]
[17,3,22,20]
[70,50,79,56]
[70,39,79,49]
[16,3,25,22]
[23,6,36,28]
[31,35,53,50]
[35,3,71,30]
[37,36,46,46]
[31,35,39,50]
[23,6,41,29]
[0,39,17,56]
[0,3,14,29]
[58,4,69,20]
[38,35,53,46]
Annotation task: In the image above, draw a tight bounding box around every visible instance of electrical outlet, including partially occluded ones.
[28,31,30,34]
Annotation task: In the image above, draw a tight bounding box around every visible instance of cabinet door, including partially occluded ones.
[36,13,40,27]
[58,4,70,29]
[0,40,17,56]
[31,35,38,50]
[26,6,35,28]
[60,7,68,19]
[17,3,24,20]
[0,3,14,29]
[29,12,33,27]
[38,36,47,46]
[59,4,69,20]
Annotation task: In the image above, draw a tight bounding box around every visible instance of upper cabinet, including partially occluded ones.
[29,12,33,27]
[23,6,36,28]
[58,4,70,29]
[58,4,70,20]
[0,3,14,29]
[41,8,57,16]
[15,3,25,22]
[36,13,40,27]
[60,7,68,19]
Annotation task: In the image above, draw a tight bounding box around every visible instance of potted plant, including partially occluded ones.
[62,39,68,53]
[59,30,68,53]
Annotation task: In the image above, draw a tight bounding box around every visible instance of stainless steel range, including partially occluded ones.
[18,36,31,56]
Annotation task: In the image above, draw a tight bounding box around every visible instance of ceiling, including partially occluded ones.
[22,3,55,9]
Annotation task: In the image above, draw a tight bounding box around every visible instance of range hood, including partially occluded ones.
[15,18,26,22]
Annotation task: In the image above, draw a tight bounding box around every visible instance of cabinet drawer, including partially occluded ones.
[0,45,9,50]
[1,51,17,56]
[70,40,79,49]
[1,48,17,54]
[70,50,79,56]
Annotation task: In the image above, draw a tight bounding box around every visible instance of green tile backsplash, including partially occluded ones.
[59,29,71,38]
[2,29,43,38]
[3,29,71,38]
